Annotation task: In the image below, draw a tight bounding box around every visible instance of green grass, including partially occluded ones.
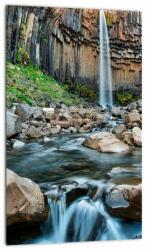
[6,62,89,107]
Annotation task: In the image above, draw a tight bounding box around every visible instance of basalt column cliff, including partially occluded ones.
[6,6,142,93]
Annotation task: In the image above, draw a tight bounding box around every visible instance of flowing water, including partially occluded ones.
[99,10,113,107]
[6,133,142,244]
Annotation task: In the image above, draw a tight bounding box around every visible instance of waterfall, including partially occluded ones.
[40,195,125,243]
[99,10,113,107]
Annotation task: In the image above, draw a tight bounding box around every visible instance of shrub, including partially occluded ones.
[116,92,134,105]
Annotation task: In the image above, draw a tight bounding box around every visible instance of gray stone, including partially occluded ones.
[33,108,44,121]
[15,103,33,121]
[6,111,22,138]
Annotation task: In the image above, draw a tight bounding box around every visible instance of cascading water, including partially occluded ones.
[99,10,113,107]
[38,186,126,243]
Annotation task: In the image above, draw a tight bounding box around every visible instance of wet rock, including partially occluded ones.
[83,132,129,153]
[64,184,89,206]
[68,126,77,133]
[26,126,43,138]
[43,108,54,121]
[6,111,22,138]
[132,127,142,146]
[13,140,25,149]
[111,107,121,117]
[44,137,51,143]
[15,103,33,121]
[112,124,126,134]
[6,169,47,226]
[44,182,89,207]
[125,111,141,123]
[105,184,142,221]
[108,167,139,175]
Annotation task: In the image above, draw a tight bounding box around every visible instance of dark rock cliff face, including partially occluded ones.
[6,6,142,92]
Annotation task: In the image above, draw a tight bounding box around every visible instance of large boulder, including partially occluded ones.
[6,111,22,138]
[125,111,141,124]
[15,103,33,121]
[132,127,142,146]
[6,169,47,226]
[83,132,129,153]
[105,184,142,221]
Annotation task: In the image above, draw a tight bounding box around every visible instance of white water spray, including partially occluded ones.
[99,10,113,107]
[41,195,125,243]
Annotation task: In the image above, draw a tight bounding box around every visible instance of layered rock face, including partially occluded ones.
[6,6,142,92]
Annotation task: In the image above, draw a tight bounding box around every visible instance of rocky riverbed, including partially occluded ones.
[6,100,142,244]
[6,100,142,146]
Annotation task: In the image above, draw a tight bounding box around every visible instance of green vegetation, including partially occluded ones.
[106,14,113,27]
[6,62,93,107]
[116,92,134,105]
[64,82,97,102]
[16,44,30,65]
[16,23,30,65]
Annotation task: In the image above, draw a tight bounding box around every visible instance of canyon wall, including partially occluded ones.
[6,6,142,92]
